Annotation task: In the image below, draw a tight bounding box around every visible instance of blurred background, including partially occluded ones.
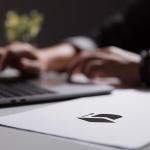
[0,0,132,47]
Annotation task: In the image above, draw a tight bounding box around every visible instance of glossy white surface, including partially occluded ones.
[0,90,150,150]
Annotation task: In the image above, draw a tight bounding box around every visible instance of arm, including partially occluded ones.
[37,43,77,71]
[67,0,150,86]
[0,42,77,76]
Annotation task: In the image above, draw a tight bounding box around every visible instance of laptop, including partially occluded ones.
[0,69,112,106]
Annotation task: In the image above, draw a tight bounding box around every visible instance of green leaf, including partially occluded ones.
[4,10,44,42]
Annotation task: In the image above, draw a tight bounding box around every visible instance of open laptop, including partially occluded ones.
[0,69,112,106]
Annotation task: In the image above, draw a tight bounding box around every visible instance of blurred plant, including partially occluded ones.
[5,10,44,43]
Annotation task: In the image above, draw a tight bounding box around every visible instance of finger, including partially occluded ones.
[0,48,5,70]
[69,73,93,84]
[7,42,35,53]
[67,55,84,82]
[82,59,105,78]
[0,50,12,70]
[67,51,118,82]
[92,77,122,87]
[20,58,41,77]
[67,53,101,81]
[68,51,116,75]
[0,49,38,71]
[7,42,38,60]
[13,50,38,60]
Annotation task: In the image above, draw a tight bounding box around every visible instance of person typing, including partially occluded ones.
[0,0,150,88]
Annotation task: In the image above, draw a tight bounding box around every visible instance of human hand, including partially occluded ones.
[67,47,141,88]
[0,42,77,77]
[0,42,45,77]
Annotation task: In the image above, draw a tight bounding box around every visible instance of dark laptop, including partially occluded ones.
[0,69,112,106]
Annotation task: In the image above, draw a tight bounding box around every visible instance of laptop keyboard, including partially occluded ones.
[0,81,54,98]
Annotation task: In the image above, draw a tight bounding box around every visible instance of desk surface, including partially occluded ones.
[0,103,118,150]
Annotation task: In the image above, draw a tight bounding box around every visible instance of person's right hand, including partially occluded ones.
[67,47,141,88]
[0,42,45,77]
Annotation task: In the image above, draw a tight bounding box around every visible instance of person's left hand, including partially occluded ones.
[67,46,141,88]
[0,42,45,77]
[0,42,77,77]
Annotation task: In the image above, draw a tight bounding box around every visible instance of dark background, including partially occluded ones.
[0,0,132,47]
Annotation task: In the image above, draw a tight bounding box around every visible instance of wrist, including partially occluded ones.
[64,36,97,52]
[36,43,77,71]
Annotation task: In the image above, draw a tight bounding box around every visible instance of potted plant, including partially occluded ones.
[4,10,44,43]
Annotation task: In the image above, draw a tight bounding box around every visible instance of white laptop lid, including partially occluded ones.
[0,90,149,149]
